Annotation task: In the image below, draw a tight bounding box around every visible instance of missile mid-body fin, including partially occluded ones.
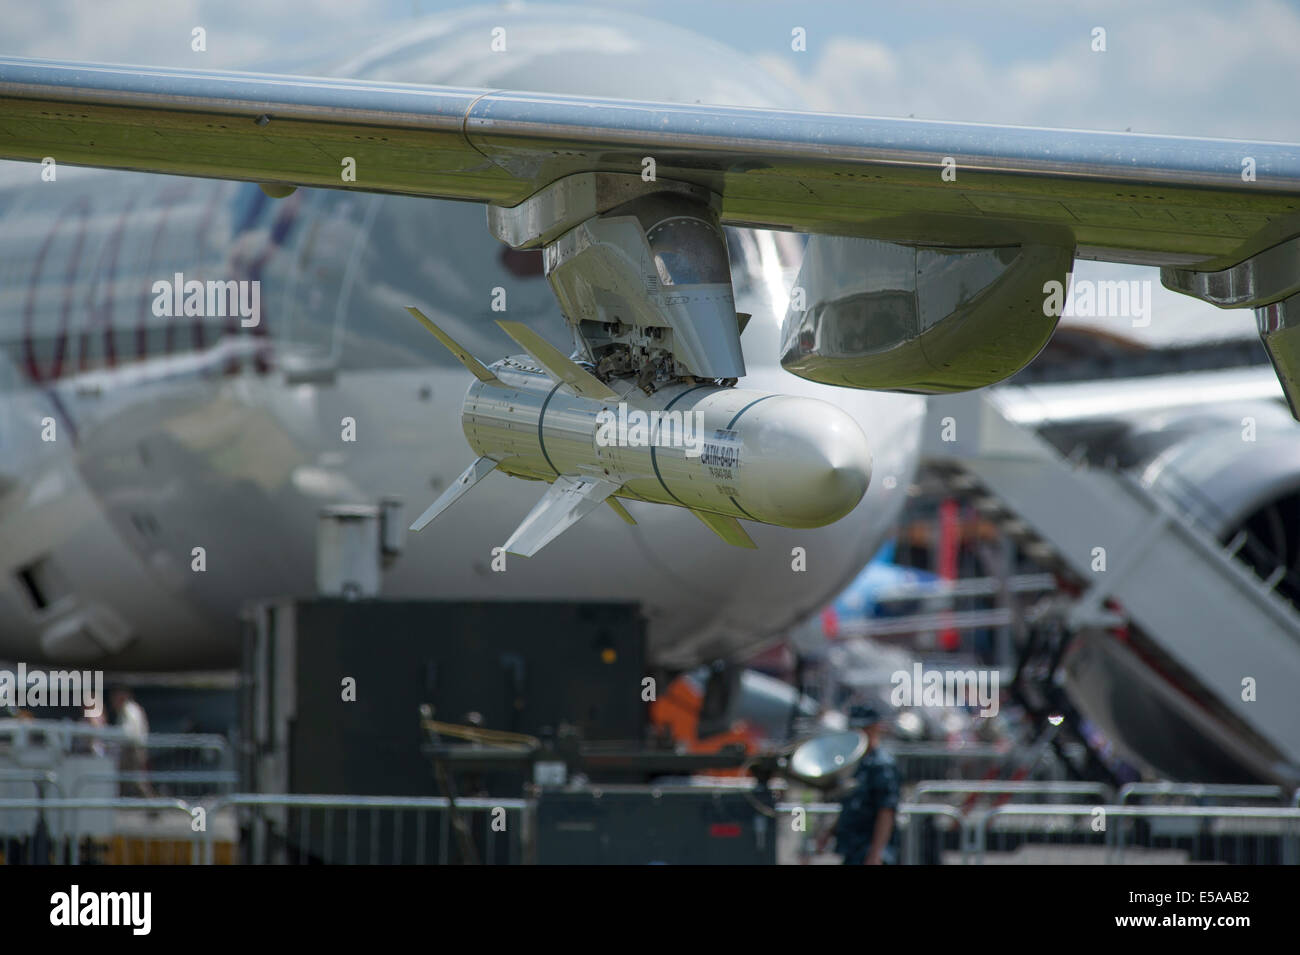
[504,474,622,557]
[409,455,498,532]
[406,306,503,385]
[496,320,620,400]
[691,508,757,549]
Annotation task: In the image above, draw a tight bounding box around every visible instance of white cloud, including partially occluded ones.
[760,0,1300,140]
[1,0,403,68]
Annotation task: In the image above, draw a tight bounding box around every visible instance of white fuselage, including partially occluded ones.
[0,167,924,669]
[0,9,926,670]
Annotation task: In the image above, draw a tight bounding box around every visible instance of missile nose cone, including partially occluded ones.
[793,409,873,523]
[744,397,872,527]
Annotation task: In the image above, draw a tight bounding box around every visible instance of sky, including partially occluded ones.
[4,0,1299,345]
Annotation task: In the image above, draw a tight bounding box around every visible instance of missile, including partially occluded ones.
[406,307,871,557]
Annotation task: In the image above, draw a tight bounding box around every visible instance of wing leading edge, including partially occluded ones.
[2,56,1299,269]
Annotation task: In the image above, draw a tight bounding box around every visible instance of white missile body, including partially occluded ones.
[406,309,872,556]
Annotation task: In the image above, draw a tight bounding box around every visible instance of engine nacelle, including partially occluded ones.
[1062,400,1300,606]
[780,237,1073,393]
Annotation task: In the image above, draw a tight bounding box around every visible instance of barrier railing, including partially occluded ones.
[1,719,233,802]
[912,780,1114,804]
[1118,782,1287,804]
[897,803,967,864]
[975,804,1300,865]
[0,797,196,864]
[138,733,232,773]
[3,793,1297,864]
[0,769,64,798]
[201,794,531,865]
[888,743,1013,782]
[70,771,239,799]
[0,720,231,770]
[775,800,965,865]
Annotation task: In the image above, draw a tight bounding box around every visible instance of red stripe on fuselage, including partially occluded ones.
[18,179,303,384]
[23,197,90,384]
[79,195,136,372]
[139,182,194,360]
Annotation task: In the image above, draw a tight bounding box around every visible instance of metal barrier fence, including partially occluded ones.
[0,797,196,865]
[0,769,63,799]
[71,771,239,799]
[2,793,1298,864]
[0,719,230,761]
[775,800,966,865]
[202,794,531,865]
[912,780,1114,805]
[1118,782,1287,804]
[889,743,1013,782]
[137,733,232,776]
[1,719,234,800]
[975,804,1300,865]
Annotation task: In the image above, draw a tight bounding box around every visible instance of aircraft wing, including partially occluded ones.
[2,56,1299,273]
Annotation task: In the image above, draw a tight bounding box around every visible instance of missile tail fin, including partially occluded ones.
[495,320,620,400]
[406,306,502,385]
[691,509,757,549]
[409,456,497,532]
[504,474,621,557]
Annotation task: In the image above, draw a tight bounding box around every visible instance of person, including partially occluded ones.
[821,704,900,865]
[108,685,156,799]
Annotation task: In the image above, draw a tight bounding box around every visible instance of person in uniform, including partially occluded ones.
[821,704,900,864]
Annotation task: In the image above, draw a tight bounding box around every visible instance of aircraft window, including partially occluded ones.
[647,217,730,286]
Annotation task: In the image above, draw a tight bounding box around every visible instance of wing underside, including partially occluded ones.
[2,57,1299,269]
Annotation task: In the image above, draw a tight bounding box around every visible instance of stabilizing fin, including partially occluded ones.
[410,456,497,532]
[496,320,620,400]
[406,306,502,385]
[606,497,637,526]
[505,474,620,557]
[691,509,757,549]
[736,312,752,336]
